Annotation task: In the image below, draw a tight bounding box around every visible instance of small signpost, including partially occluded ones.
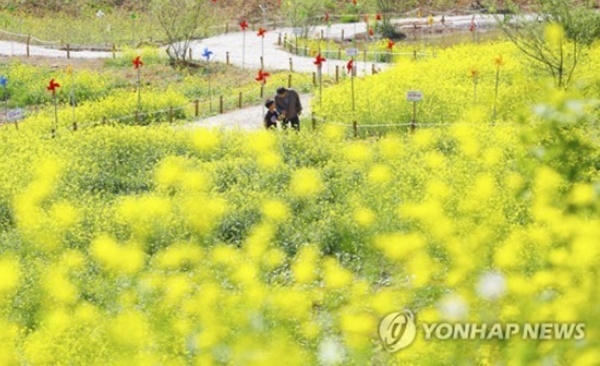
[345,48,358,57]
[6,108,24,122]
[406,90,423,132]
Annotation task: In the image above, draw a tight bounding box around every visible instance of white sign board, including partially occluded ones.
[345,48,358,56]
[6,108,24,122]
[406,91,423,102]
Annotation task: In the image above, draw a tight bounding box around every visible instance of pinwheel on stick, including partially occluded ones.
[133,56,143,116]
[202,48,215,111]
[255,69,270,98]
[493,55,505,123]
[386,39,395,62]
[313,53,326,107]
[240,19,249,69]
[47,78,60,136]
[347,59,356,114]
[0,76,7,124]
[257,27,267,67]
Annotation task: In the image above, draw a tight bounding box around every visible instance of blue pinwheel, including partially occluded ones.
[0,76,7,88]
[202,48,214,62]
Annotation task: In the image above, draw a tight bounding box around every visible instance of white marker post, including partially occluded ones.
[406,90,423,133]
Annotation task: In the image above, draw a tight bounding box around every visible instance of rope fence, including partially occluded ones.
[0,5,500,57]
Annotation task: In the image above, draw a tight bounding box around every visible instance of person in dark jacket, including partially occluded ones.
[274,86,302,131]
[264,99,279,129]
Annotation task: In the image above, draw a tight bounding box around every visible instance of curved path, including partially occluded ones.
[0,14,508,130]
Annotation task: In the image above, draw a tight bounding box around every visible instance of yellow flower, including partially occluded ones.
[353,207,376,228]
[0,256,20,293]
[545,22,564,47]
[368,164,392,185]
[323,257,353,289]
[468,67,479,81]
[494,54,505,69]
[569,183,595,206]
[261,199,290,222]
[291,244,320,284]
[192,129,220,153]
[289,168,324,198]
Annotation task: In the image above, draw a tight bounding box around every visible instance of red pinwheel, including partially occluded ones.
[346,59,354,74]
[47,78,60,95]
[257,27,267,37]
[369,28,374,36]
[313,53,326,67]
[376,13,382,21]
[240,20,249,31]
[325,13,330,22]
[387,39,395,50]
[133,56,143,69]
[352,0,357,5]
[469,16,476,32]
[255,69,270,84]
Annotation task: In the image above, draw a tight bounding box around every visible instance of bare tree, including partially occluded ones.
[497,0,600,88]
[151,0,209,66]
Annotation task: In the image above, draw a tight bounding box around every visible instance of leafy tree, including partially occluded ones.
[496,0,600,88]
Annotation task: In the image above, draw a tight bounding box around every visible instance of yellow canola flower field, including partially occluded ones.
[0,41,598,365]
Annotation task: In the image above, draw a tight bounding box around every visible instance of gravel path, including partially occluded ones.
[0,14,508,131]
[191,93,312,131]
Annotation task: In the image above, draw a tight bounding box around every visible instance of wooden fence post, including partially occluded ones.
[341,29,345,41]
[112,44,116,59]
[66,43,70,59]
[194,99,199,117]
[219,96,224,114]
[238,92,243,109]
[188,48,193,61]
[335,65,339,83]
[26,34,30,57]
[289,57,293,72]
[353,121,358,137]
[226,52,230,65]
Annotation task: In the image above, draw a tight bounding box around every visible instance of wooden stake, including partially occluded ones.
[335,65,339,83]
[169,106,174,123]
[219,96,224,114]
[289,57,293,72]
[353,121,358,137]
[411,101,417,133]
[238,91,243,109]
[194,99,199,117]
[226,51,230,65]
[66,43,70,59]
[287,74,292,88]
[26,34,30,57]
[312,72,317,87]
[112,44,116,59]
